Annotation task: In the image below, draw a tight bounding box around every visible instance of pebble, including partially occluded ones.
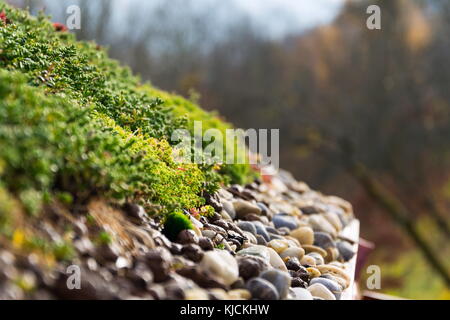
[233,200,262,219]
[146,248,172,282]
[266,247,288,272]
[202,229,217,240]
[276,227,290,236]
[204,192,223,212]
[306,267,321,279]
[308,215,337,237]
[260,269,291,299]
[300,205,321,215]
[237,221,257,235]
[246,278,279,300]
[267,239,289,253]
[177,267,227,289]
[323,212,343,232]
[237,255,270,280]
[123,203,148,223]
[272,214,298,230]
[177,229,199,245]
[280,247,305,260]
[307,283,336,300]
[148,284,166,300]
[300,255,316,266]
[213,219,230,230]
[230,277,246,289]
[291,277,308,288]
[316,264,350,289]
[200,250,239,286]
[256,203,272,218]
[219,210,233,221]
[268,233,285,241]
[285,257,302,271]
[237,246,270,262]
[222,200,236,219]
[290,266,310,282]
[256,234,268,246]
[336,241,355,262]
[265,226,279,235]
[290,287,313,300]
[313,232,335,249]
[198,237,214,251]
[325,247,340,263]
[306,252,325,266]
[228,289,251,300]
[244,213,264,222]
[242,231,257,244]
[289,226,314,245]
[208,288,229,300]
[251,222,271,242]
[184,288,209,300]
[182,244,204,262]
[302,245,328,258]
[310,277,342,299]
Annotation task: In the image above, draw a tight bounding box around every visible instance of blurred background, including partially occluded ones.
[6,0,450,299]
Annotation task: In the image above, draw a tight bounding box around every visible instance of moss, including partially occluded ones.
[0,69,205,212]
[96,231,113,246]
[162,211,194,241]
[0,3,257,219]
[52,241,75,262]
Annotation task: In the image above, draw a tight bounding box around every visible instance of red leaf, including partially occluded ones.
[53,22,68,32]
[0,11,7,24]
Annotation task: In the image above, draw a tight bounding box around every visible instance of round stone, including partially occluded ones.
[237,255,270,280]
[198,237,214,251]
[237,221,257,236]
[260,269,291,299]
[313,232,335,249]
[177,229,199,245]
[200,250,239,286]
[222,200,236,219]
[290,287,313,300]
[267,239,289,253]
[307,252,325,265]
[285,257,302,271]
[291,277,308,288]
[272,214,299,230]
[246,278,279,300]
[237,246,270,262]
[279,247,305,260]
[233,200,262,218]
[336,241,355,262]
[256,234,268,246]
[307,283,336,300]
[251,221,271,242]
[290,227,314,245]
[310,277,343,299]
[308,215,337,237]
[300,255,316,266]
[182,244,204,262]
[228,289,251,300]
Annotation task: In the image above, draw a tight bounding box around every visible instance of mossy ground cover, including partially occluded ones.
[0,3,256,258]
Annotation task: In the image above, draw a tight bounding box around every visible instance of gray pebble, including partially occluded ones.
[246,278,279,300]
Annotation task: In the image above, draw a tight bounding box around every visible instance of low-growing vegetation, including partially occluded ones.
[0,3,257,259]
[0,3,255,209]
